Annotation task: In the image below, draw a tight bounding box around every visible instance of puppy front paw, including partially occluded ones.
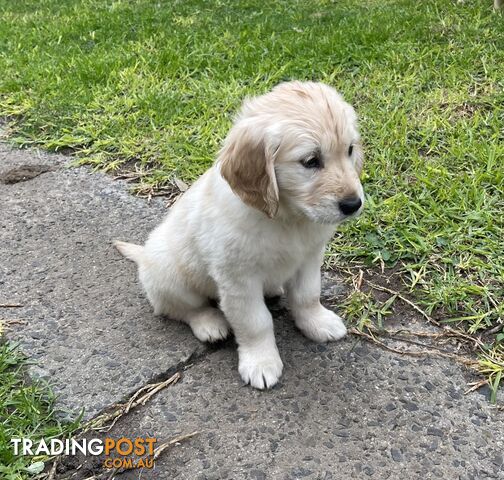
[238,345,283,389]
[294,305,347,343]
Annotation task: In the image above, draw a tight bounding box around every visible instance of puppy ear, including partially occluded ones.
[219,121,279,218]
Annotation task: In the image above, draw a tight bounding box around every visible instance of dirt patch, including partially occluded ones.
[328,264,485,382]
[0,164,56,184]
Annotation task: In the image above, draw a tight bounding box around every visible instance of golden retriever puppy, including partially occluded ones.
[115,81,364,389]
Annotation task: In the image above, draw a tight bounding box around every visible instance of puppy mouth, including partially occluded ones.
[340,209,363,224]
[304,210,360,226]
[302,197,364,225]
[315,210,361,225]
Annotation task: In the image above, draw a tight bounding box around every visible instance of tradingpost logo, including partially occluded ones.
[12,437,158,470]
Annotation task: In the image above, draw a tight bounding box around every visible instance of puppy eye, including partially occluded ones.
[301,154,322,169]
[348,145,354,156]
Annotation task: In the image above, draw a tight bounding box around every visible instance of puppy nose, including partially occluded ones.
[338,196,362,215]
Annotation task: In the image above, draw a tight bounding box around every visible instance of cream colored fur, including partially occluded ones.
[114,81,364,389]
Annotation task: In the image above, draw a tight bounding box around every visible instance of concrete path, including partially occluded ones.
[1,142,503,479]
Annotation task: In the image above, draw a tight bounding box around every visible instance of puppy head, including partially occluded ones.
[219,81,364,224]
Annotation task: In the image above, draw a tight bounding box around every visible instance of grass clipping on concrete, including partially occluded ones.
[0,0,503,395]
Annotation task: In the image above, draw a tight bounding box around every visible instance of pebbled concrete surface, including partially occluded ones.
[0,142,202,418]
[116,333,504,480]
[60,307,504,480]
[1,142,503,479]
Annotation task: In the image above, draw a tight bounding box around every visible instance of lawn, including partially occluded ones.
[0,0,503,473]
[0,342,81,479]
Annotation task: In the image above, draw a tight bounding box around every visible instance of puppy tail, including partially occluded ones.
[113,240,144,264]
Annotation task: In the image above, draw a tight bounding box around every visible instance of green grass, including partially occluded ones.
[0,342,81,479]
[0,0,502,395]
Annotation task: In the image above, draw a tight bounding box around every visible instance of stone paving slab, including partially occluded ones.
[63,311,504,479]
[0,142,203,418]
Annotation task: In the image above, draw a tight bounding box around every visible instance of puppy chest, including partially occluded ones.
[258,242,316,283]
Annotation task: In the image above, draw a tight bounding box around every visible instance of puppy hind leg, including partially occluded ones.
[185,307,230,343]
[150,286,230,343]
[264,284,285,298]
[139,265,230,342]
[172,286,230,343]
